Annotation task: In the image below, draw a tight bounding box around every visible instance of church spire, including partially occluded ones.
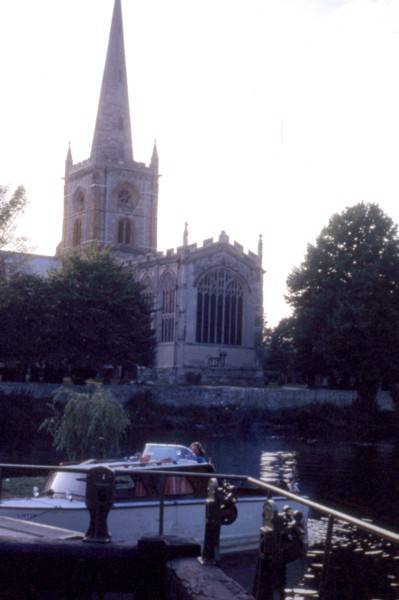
[91,0,133,164]
[258,234,263,262]
[183,222,189,247]
[65,142,73,172]
[150,139,159,170]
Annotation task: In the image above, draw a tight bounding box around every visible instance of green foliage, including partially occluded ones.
[47,247,154,370]
[0,273,51,364]
[41,384,130,460]
[0,247,155,375]
[287,203,399,408]
[0,186,27,250]
[265,318,298,384]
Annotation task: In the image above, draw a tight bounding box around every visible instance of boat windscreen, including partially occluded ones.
[142,444,196,463]
[44,471,86,498]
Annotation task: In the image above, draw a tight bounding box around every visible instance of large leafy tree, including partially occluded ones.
[0,273,52,367]
[265,318,298,384]
[0,248,154,379]
[0,186,27,250]
[287,203,399,409]
[47,248,155,373]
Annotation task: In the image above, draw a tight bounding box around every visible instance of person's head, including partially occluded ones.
[190,441,206,457]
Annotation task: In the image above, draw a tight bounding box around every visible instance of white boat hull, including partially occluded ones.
[0,495,308,554]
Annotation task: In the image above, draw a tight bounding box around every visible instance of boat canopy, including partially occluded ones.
[142,444,197,463]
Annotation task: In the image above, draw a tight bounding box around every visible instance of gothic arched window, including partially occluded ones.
[73,190,85,213]
[141,276,154,311]
[196,270,243,346]
[160,273,176,343]
[72,219,82,246]
[118,219,133,245]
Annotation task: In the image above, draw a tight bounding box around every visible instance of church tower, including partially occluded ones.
[59,0,158,256]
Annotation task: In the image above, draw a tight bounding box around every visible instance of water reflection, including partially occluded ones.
[260,451,299,492]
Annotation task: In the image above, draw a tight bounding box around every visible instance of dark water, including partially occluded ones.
[129,429,399,531]
[2,428,398,530]
[1,428,398,597]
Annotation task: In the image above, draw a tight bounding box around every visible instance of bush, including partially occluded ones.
[40,383,130,460]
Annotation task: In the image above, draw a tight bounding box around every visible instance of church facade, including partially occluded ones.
[1,0,264,385]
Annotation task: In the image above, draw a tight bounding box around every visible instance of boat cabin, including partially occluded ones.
[43,444,215,503]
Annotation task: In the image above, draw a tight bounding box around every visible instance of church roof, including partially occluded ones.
[91,0,133,164]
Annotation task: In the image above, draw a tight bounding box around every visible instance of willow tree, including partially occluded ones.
[41,384,130,460]
[287,203,399,410]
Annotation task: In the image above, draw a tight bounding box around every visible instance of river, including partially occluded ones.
[1,427,398,530]
[127,428,399,531]
[1,427,398,597]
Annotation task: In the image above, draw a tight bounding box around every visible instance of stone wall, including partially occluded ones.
[0,382,393,411]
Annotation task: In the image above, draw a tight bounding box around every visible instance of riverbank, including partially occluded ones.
[0,383,397,453]
[0,381,394,410]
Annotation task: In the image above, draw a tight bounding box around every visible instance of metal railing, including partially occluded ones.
[0,461,398,599]
[1,462,395,543]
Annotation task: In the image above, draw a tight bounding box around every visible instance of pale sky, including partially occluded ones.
[1,0,399,326]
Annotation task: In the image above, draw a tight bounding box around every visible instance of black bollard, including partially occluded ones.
[200,478,238,566]
[253,499,278,600]
[200,478,223,565]
[83,466,115,543]
[253,500,290,600]
[280,505,306,563]
[253,503,307,599]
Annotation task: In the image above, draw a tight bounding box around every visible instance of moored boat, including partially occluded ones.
[0,443,308,554]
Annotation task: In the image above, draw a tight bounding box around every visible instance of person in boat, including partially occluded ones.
[190,441,208,463]
[139,453,151,464]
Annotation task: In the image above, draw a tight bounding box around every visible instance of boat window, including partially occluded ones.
[164,476,194,496]
[143,444,196,463]
[45,471,148,501]
[44,472,86,498]
[115,475,147,500]
[115,475,135,490]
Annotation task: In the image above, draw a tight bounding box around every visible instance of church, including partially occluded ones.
[1,0,264,385]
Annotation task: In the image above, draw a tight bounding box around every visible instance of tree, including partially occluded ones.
[0,273,52,370]
[0,247,155,381]
[41,384,130,460]
[0,186,27,250]
[287,203,399,410]
[266,317,299,384]
[47,247,155,376]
